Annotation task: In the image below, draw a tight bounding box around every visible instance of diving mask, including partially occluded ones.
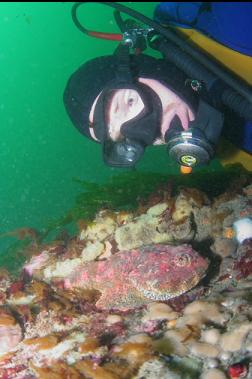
[93,81,162,167]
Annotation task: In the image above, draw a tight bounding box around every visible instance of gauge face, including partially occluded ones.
[180,155,197,166]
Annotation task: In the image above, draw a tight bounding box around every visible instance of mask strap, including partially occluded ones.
[113,44,133,83]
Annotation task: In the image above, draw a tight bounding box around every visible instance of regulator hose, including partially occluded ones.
[72,2,252,120]
[71,2,122,41]
[153,38,252,120]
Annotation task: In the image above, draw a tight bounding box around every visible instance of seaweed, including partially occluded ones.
[43,171,170,233]
[53,163,252,228]
[0,239,32,276]
[1,164,251,276]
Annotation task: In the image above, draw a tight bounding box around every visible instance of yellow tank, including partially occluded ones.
[178,28,252,171]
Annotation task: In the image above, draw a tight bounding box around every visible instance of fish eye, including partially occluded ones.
[175,253,191,267]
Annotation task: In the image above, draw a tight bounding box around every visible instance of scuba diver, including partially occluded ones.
[64,2,252,173]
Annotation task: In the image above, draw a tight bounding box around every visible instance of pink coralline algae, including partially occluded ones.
[233,239,252,280]
[0,310,23,356]
[228,363,248,378]
[63,244,208,310]
[212,239,252,291]
[23,251,50,276]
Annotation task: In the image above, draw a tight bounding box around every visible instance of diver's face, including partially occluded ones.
[107,89,144,141]
[89,78,195,143]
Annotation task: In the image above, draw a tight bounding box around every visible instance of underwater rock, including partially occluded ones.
[23,250,51,277]
[0,271,11,306]
[162,327,194,356]
[105,314,123,325]
[201,329,220,345]
[212,237,237,258]
[126,333,153,345]
[190,341,220,358]
[200,368,227,379]
[142,302,179,323]
[63,244,208,310]
[219,239,252,282]
[243,183,252,197]
[172,194,193,223]
[169,216,195,242]
[146,202,169,217]
[112,341,155,366]
[81,241,104,261]
[216,194,251,224]
[1,173,252,378]
[193,206,213,241]
[178,301,229,328]
[0,309,23,355]
[115,213,174,250]
[219,322,252,352]
[136,358,181,379]
[79,214,116,242]
[115,210,134,226]
[43,257,82,280]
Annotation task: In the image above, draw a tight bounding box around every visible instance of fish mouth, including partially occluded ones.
[195,265,208,280]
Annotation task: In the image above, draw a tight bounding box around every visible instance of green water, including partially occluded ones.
[0,2,225,268]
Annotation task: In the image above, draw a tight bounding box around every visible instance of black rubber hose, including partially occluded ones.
[222,89,252,120]
[154,38,252,120]
[113,10,127,33]
[156,39,217,89]
[72,2,88,35]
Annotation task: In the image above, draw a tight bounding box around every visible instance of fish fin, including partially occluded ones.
[95,285,149,310]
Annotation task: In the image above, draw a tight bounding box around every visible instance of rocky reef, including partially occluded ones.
[0,170,252,378]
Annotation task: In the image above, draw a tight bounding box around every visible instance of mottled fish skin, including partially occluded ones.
[63,244,208,310]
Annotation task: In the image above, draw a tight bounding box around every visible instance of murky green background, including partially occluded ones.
[0,2,224,264]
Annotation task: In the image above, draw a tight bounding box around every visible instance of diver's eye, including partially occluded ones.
[128,97,135,107]
[174,253,191,267]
